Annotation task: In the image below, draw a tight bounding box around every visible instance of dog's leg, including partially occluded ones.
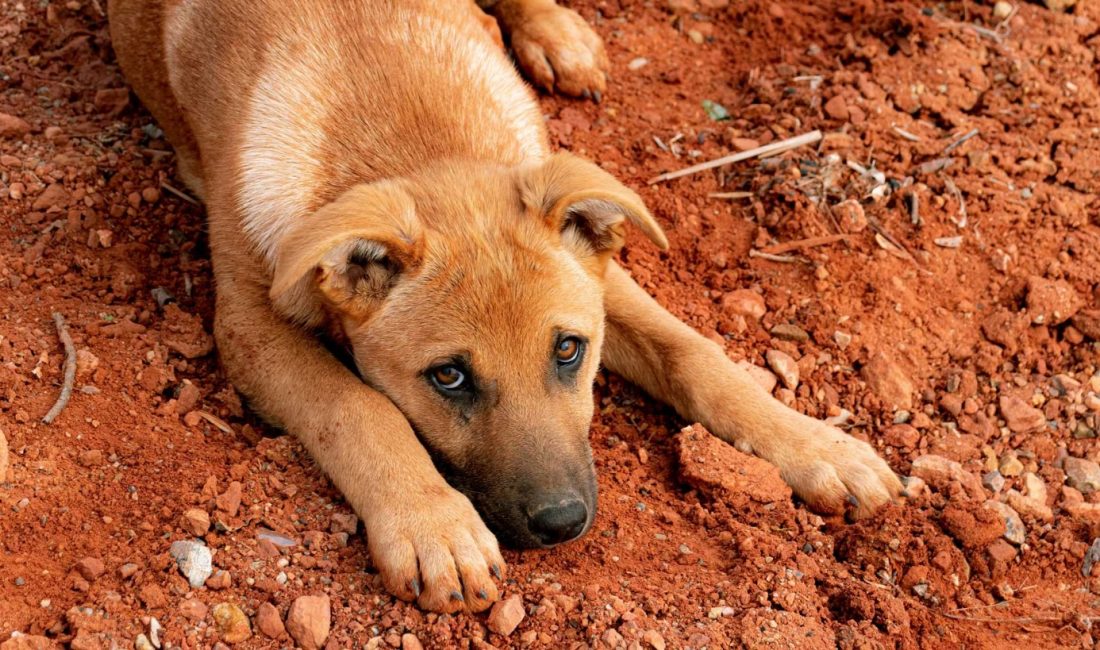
[476,0,609,99]
[601,263,903,517]
[212,262,504,613]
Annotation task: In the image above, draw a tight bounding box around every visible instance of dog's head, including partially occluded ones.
[270,153,666,548]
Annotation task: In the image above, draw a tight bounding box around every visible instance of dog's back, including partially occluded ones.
[110,0,549,257]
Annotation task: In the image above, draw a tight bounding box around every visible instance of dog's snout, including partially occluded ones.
[527,496,588,545]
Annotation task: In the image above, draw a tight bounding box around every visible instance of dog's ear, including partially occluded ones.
[520,153,668,271]
[269,181,424,326]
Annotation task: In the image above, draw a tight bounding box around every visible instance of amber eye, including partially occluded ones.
[555,337,582,365]
[430,365,467,391]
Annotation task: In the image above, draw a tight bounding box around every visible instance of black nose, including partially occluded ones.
[527,497,588,546]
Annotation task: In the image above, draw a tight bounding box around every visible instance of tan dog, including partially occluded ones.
[108,0,902,613]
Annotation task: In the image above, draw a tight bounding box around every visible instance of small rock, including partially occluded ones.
[982,470,1005,494]
[169,540,213,588]
[211,603,251,644]
[0,113,31,138]
[861,352,914,409]
[255,602,286,639]
[31,184,68,211]
[1083,538,1100,577]
[75,557,105,581]
[987,539,1018,564]
[179,598,208,622]
[835,199,867,233]
[1005,473,1053,521]
[94,88,130,116]
[992,0,1013,19]
[833,330,852,349]
[1071,310,1100,340]
[765,350,799,390]
[118,563,139,579]
[998,450,1025,477]
[1065,457,1100,494]
[601,628,624,648]
[487,594,526,636]
[286,595,331,650]
[642,630,666,650]
[400,634,423,650]
[135,635,154,650]
[215,481,243,516]
[329,512,358,534]
[627,57,648,71]
[824,95,849,121]
[206,570,232,590]
[1026,276,1083,325]
[0,430,7,481]
[909,454,984,500]
[181,509,211,536]
[769,323,809,342]
[984,500,1026,545]
[999,395,1046,433]
[149,618,162,649]
[719,290,766,320]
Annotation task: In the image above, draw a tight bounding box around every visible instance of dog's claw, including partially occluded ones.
[410,578,421,598]
[478,589,488,600]
[846,494,860,508]
[450,590,464,602]
[581,88,591,100]
[491,563,503,580]
[592,90,602,104]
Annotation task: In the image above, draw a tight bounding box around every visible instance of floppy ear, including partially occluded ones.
[520,153,668,271]
[269,181,423,326]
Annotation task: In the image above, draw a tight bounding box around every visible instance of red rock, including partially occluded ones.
[0,113,31,138]
[987,539,1017,564]
[139,583,168,609]
[861,352,914,409]
[400,634,423,650]
[181,508,211,536]
[286,595,331,650]
[909,454,984,500]
[329,512,358,534]
[764,350,799,390]
[93,88,130,116]
[883,424,920,450]
[216,481,242,516]
[735,361,777,393]
[998,394,1045,433]
[0,430,8,482]
[179,598,208,622]
[719,289,766,321]
[75,557,105,581]
[834,199,867,233]
[824,95,849,120]
[206,570,232,590]
[675,424,791,505]
[487,594,526,636]
[1026,276,1083,325]
[1071,310,1100,340]
[31,184,68,211]
[0,635,57,650]
[177,382,201,414]
[255,602,286,639]
[940,502,1004,548]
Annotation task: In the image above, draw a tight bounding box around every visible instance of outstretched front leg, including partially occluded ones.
[477,0,610,99]
[601,263,903,517]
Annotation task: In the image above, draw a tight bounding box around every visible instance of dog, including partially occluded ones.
[107,0,902,613]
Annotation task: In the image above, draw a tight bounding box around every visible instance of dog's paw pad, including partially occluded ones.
[509,6,609,99]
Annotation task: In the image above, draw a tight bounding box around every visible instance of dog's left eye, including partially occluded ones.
[430,365,468,391]
[555,336,583,366]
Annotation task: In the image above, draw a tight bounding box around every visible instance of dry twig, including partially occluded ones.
[707,191,753,200]
[748,249,804,264]
[160,181,200,206]
[648,130,822,184]
[760,233,851,255]
[42,312,76,424]
[943,128,980,154]
[891,125,922,142]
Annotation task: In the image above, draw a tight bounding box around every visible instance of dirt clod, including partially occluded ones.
[286,595,331,650]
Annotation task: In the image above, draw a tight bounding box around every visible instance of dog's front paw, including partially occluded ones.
[506,2,609,99]
[366,485,504,613]
[770,417,904,519]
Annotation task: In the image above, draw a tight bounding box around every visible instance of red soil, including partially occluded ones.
[2,0,1100,648]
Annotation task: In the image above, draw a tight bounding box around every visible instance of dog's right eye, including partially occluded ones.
[430,364,468,392]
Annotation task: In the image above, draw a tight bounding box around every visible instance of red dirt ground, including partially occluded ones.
[2,0,1100,648]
